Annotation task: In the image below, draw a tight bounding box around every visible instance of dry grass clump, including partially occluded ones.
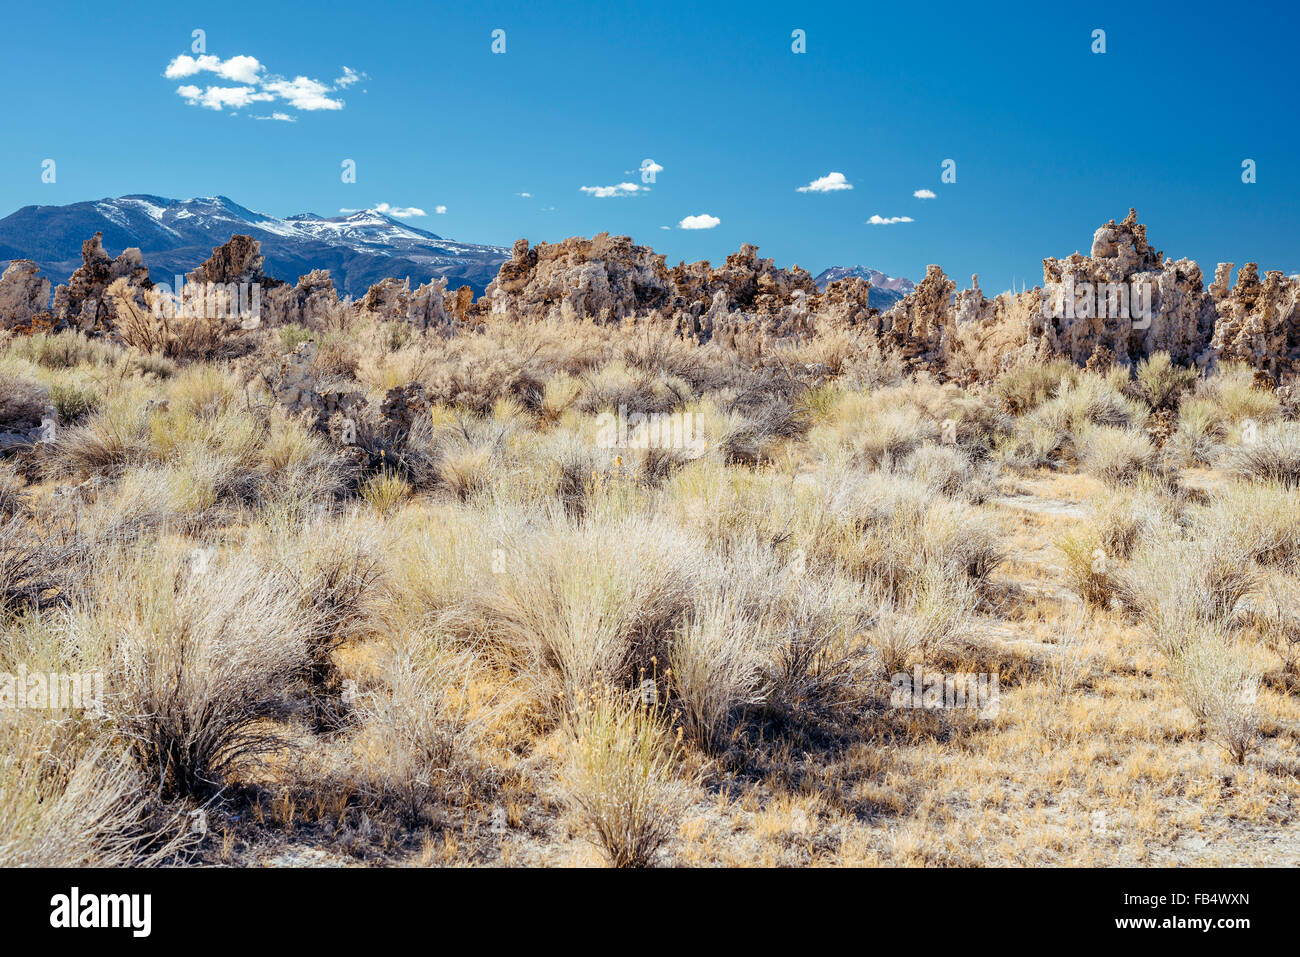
[669,593,769,750]
[1227,421,1300,486]
[872,564,977,674]
[85,547,314,798]
[994,359,1079,414]
[1171,396,1227,466]
[1056,531,1127,610]
[1194,361,1279,424]
[1075,423,1159,487]
[0,716,191,867]
[0,375,47,431]
[560,684,685,867]
[1089,481,1181,561]
[465,511,700,714]
[1134,352,1198,410]
[899,442,995,501]
[353,640,499,825]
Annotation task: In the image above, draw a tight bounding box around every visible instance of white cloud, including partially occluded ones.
[373,202,425,218]
[254,112,296,122]
[178,85,274,111]
[262,76,344,111]
[434,205,447,215]
[678,214,720,230]
[797,171,852,193]
[165,54,264,84]
[580,183,640,198]
[166,51,355,116]
[659,225,671,230]
[334,66,364,88]
[867,215,914,225]
[516,192,532,198]
[640,160,664,177]
[913,189,937,199]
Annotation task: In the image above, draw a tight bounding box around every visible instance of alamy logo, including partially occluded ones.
[1042,277,1154,329]
[595,405,706,457]
[49,888,151,937]
[152,276,262,329]
[0,665,104,714]
[890,667,999,717]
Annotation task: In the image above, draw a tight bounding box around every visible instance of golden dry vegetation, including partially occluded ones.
[2,314,1299,867]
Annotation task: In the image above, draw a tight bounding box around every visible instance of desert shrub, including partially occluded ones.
[277,324,315,353]
[100,552,314,798]
[994,359,1078,414]
[0,376,46,431]
[1194,481,1300,567]
[1227,421,1300,486]
[1076,424,1158,486]
[1128,531,1257,634]
[1134,351,1198,410]
[0,717,190,866]
[669,594,769,750]
[1163,621,1261,764]
[561,685,684,867]
[1047,609,1101,695]
[1089,482,1180,561]
[852,405,937,467]
[1248,575,1300,676]
[1056,531,1126,609]
[1195,362,1279,424]
[0,462,24,516]
[354,641,496,824]
[1057,374,1149,432]
[577,361,690,417]
[269,518,385,697]
[996,417,1067,469]
[1172,397,1227,466]
[763,575,875,716]
[819,472,1001,592]
[468,512,700,713]
[406,414,513,500]
[873,564,976,674]
[0,515,76,615]
[899,442,994,502]
[420,337,547,414]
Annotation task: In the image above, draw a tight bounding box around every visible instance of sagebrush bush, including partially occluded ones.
[1135,351,1198,410]
[92,550,314,798]
[1227,421,1300,486]
[669,594,768,750]
[561,685,684,867]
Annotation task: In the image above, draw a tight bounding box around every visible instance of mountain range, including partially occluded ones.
[812,265,916,308]
[0,195,511,297]
[0,195,914,306]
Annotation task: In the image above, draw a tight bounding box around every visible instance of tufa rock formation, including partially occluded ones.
[0,260,52,330]
[50,232,153,331]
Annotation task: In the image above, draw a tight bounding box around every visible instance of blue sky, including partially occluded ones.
[1,0,1296,289]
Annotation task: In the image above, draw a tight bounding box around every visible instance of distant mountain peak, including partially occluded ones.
[813,265,915,308]
[0,194,505,296]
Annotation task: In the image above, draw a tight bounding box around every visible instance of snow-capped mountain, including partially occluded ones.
[0,195,510,296]
[813,265,915,309]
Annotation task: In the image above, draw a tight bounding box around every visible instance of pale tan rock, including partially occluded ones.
[0,260,52,329]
